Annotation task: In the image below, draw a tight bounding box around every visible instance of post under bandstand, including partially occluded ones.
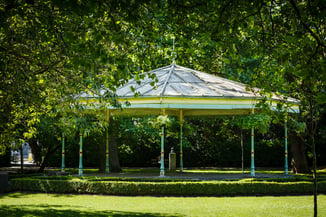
[73,62,299,177]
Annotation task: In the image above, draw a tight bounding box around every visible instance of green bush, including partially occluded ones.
[9,177,326,196]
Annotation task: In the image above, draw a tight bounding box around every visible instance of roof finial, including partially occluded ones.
[171,36,177,65]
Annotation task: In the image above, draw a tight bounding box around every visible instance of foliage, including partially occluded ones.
[26,108,108,170]
[116,116,179,167]
[230,114,272,134]
[0,0,157,149]
[9,176,326,196]
[1,0,325,161]
[46,115,289,168]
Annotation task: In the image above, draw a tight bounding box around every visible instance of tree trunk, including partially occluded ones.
[109,133,122,172]
[312,134,317,217]
[29,138,41,166]
[99,134,106,172]
[38,154,49,173]
[38,144,60,173]
[289,132,310,173]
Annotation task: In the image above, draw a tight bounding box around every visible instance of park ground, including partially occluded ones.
[0,193,326,217]
[1,167,326,216]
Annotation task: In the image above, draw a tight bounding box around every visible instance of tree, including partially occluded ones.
[152,2,324,215]
[28,114,63,172]
[0,0,156,151]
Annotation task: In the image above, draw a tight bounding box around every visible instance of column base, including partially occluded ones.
[160,170,165,177]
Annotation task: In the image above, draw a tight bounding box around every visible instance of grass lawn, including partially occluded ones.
[0,193,325,217]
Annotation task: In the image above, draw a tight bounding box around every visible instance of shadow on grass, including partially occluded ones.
[0,205,181,217]
[0,192,77,199]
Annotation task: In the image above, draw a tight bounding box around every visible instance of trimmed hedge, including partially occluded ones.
[9,177,326,196]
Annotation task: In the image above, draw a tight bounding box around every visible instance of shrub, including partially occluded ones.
[9,177,326,196]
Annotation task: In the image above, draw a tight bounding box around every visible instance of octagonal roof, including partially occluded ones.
[117,63,260,99]
[80,63,299,116]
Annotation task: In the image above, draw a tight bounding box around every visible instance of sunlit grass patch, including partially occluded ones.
[0,193,325,217]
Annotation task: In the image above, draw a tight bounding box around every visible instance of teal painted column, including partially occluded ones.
[179,110,184,172]
[250,127,255,176]
[106,127,110,173]
[284,113,289,175]
[180,123,183,172]
[78,132,83,176]
[160,126,165,177]
[61,133,65,172]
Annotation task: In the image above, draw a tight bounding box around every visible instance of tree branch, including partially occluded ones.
[307,44,320,65]
[289,0,326,48]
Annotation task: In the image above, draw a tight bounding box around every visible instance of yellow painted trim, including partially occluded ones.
[77,96,300,113]
[108,108,251,117]
[124,97,256,105]
[183,109,251,116]
[79,96,299,105]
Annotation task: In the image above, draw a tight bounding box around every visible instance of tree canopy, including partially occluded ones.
[1,0,325,174]
[1,1,325,148]
[1,1,325,215]
[1,0,153,147]
[1,1,325,157]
